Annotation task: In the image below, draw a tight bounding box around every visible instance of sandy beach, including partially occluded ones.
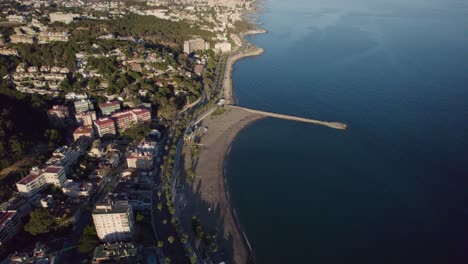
[178,106,264,263]
[175,26,267,263]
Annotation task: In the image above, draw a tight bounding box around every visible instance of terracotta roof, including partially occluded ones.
[74,126,93,134]
[111,111,134,120]
[44,166,62,174]
[132,108,150,115]
[99,101,119,108]
[17,173,42,185]
[94,118,115,126]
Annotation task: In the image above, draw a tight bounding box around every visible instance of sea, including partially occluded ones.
[225,0,468,263]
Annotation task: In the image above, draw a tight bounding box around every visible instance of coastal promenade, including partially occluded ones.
[228,105,348,130]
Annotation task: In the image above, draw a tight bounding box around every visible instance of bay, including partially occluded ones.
[226,0,468,263]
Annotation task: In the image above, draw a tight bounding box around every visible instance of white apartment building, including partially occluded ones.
[92,196,135,242]
[215,42,232,53]
[49,12,78,24]
[183,38,210,54]
[16,166,67,197]
[7,15,27,23]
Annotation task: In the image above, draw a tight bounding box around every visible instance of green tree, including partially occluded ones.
[136,212,144,222]
[77,225,99,253]
[24,208,55,235]
[167,236,175,244]
[181,233,189,244]
[186,168,195,183]
[157,241,164,248]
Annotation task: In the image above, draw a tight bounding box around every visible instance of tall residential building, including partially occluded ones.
[47,105,70,127]
[0,211,22,246]
[93,118,116,138]
[132,108,151,123]
[74,99,94,113]
[92,195,135,242]
[110,111,137,133]
[75,110,97,126]
[16,166,67,197]
[183,38,210,54]
[99,101,120,116]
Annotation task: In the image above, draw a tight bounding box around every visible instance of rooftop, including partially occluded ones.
[94,118,115,127]
[0,211,16,227]
[17,173,42,185]
[44,166,62,174]
[99,101,120,108]
[93,194,130,214]
[93,242,137,261]
[74,126,94,134]
[132,108,150,115]
[111,111,134,120]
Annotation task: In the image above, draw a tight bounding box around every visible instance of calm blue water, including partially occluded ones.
[226,0,468,263]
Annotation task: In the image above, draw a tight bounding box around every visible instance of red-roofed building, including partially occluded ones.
[73,126,94,141]
[16,172,46,197]
[194,64,205,76]
[111,111,137,133]
[42,166,67,187]
[94,118,116,138]
[16,166,67,197]
[0,210,22,246]
[99,101,120,116]
[47,105,70,127]
[132,108,151,123]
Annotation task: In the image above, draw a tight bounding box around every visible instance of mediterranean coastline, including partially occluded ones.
[177,25,267,263]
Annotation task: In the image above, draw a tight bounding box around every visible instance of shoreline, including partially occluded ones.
[179,106,264,264]
[178,13,268,264]
[224,29,267,104]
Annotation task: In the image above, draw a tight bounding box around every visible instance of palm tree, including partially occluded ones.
[168,236,175,244]
[157,241,164,248]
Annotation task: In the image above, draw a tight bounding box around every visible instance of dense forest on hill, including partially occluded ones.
[108,15,215,45]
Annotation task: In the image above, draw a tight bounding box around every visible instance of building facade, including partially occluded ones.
[49,12,77,24]
[16,166,67,197]
[110,111,137,133]
[0,211,22,246]
[75,110,97,126]
[183,38,210,54]
[132,108,151,123]
[92,197,135,242]
[214,42,232,53]
[99,101,120,116]
[73,126,94,141]
[93,118,116,137]
[74,99,94,113]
